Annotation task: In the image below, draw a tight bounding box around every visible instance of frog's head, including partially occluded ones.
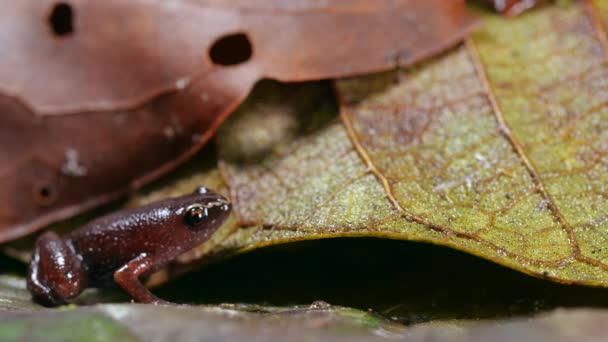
[134,186,233,255]
[145,187,232,247]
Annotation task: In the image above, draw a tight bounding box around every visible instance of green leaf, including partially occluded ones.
[0,311,137,342]
[145,0,608,287]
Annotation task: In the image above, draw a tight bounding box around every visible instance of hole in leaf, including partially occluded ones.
[49,3,74,37]
[34,184,56,206]
[209,32,253,66]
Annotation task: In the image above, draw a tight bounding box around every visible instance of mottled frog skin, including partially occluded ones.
[27,186,230,306]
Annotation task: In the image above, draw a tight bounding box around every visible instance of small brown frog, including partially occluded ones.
[27,186,231,306]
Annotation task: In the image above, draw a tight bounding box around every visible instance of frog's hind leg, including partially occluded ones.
[27,231,87,306]
[113,253,169,305]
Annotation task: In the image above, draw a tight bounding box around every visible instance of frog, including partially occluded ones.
[26,186,231,306]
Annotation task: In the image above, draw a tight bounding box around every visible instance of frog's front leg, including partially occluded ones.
[27,231,87,306]
[113,253,169,305]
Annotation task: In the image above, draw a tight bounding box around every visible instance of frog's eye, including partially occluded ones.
[185,206,208,227]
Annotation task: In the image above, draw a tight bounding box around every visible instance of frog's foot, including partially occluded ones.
[113,253,170,304]
[27,231,87,307]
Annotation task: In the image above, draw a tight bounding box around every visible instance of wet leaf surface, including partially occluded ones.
[0,0,477,243]
[2,271,608,341]
[0,274,407,341]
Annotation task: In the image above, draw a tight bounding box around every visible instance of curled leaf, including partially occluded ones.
[0,0,477,242]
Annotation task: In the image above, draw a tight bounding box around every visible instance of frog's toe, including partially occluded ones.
[26,275,67,307]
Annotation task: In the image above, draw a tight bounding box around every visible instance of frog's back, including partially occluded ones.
[69,203,178,281]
